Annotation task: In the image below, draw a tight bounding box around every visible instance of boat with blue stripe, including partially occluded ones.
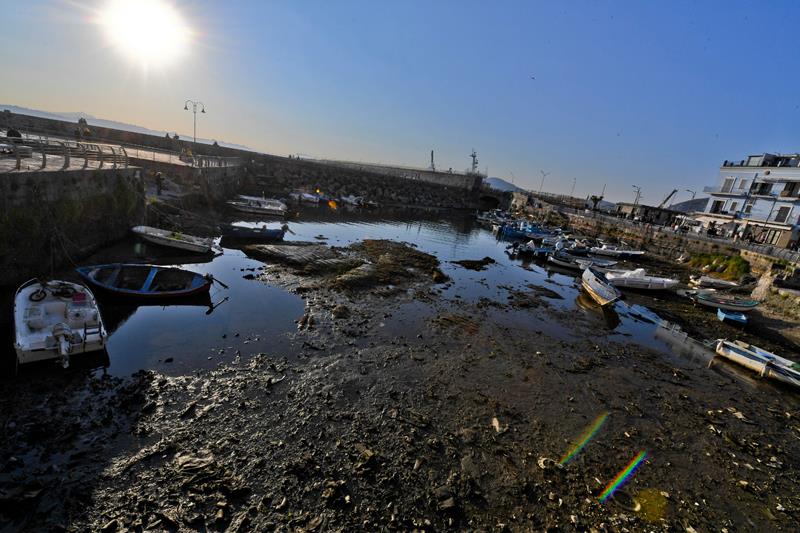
[76,264,213,300]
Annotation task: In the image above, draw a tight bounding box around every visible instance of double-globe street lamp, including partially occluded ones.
[183,99,206,148]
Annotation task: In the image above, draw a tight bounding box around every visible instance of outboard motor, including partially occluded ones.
[52,322,72,369]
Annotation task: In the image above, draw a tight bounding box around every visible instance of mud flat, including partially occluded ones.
[1,237,800,532]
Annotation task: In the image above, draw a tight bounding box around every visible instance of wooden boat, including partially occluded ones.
[581,267,621,306]
[76,264,213,299]
[226,195,288,216]
[604,268,679,290]
[689,275,739,289]
[132,225,216,254]
[715,340,800,388]
[589,244,646,258]
[693,291,760,312]
[220,223,285,242]
[718,308,747,325]
[14,279,106,369]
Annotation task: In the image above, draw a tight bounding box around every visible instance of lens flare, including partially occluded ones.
[599,450,648,503]
[559,412,608,465]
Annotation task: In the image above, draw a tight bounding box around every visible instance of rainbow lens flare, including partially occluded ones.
[599,450,648,503]
[559,412,608,465]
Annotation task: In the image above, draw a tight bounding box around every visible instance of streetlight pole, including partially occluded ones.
[570,178,576,197]
[183,100,206,148]
[632,185,642,206]
[538,170,550,195]
[685,189,696,201]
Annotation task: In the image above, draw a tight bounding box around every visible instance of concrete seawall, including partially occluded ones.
[0,167,144,285]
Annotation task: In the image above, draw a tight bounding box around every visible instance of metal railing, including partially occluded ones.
[1,131,128,171]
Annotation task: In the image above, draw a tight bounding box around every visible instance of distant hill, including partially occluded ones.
[669,197,708,213]
[0,104,253,151]
[484,177,525,192]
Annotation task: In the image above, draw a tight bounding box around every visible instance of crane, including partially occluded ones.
[658,189,678,209]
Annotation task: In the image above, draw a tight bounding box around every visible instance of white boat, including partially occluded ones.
[581,267,622,306]
[14,279,107,370]
[547,251,582,270]
[574,257,618,269]
[604,268,679,290]
[340,195,364,206]
[132,226,216,254]
[589,244,646,258]
[226,195,288,216]
[689,275,739,289]
[289,191,321,204]
[715,340,800,389]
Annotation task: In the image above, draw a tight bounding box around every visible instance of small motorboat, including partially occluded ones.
[574,256,618,269]
[14,279,107,370]
[517,241,553,257]
[692,291,760,312]
[76,264,213,299]
[589,244,646,258]
[718,308,747,325]
[547,251,583,270]
[220,223,286,242]
[604,268,679,291]
[340,195,364,206]
[289,191,321,204]
[715,340,800,388]
[581,267,622,306]
[132,226,216,254]
[689,275,739,289]
[226,195,288,216]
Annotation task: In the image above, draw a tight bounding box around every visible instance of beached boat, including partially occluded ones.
[689,275,739,289]
[717,308,747,325]
[132,225,216,254]
[693,291,760,312]
[226,195,288,216]
[76,264,213,299]
[517,241,553,257]
[604,268,679,290]
[581,267,622,306]
[547,251,583,270]
[589,244,646,258]
[220,223,286,242]
[715,340,800,388]
[574,256,618,269]
[14,279,106,369]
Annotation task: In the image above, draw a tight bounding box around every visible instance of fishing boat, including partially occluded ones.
[14,279,106,370]
[581,267,622,306]
[132,226,216,254]
[717,308,747,325]
[76,264,213,299]
[589,244,646,258]
[226,195,288,216]
[220,223,286,242]
[692,291,760,312]
[689,275,739,289]
[604,268,679,290]
[715,340,800,388]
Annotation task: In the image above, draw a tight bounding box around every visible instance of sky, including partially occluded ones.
[1,0,799,204]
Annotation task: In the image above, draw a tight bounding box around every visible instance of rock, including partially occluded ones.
[331,305,350,319]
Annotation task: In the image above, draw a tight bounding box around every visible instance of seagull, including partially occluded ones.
[530,76,536,80]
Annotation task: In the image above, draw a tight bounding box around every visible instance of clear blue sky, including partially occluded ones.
[1,0,799,203]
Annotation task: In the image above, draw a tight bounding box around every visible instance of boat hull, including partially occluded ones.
[226,202,287,216]
[132,226,213,254]
[716,340,800,388]
[76,264,212,300]
[581,267,621,306]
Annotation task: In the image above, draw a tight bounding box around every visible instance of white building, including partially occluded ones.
[695,153,800,247]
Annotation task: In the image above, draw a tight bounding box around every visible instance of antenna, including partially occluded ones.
[470,149,478,174]
[430,150,435,171]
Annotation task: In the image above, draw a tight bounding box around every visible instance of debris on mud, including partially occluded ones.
[451,257,496,271]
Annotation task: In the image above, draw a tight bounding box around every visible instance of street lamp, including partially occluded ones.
[632,185,642,206]
[685,189,696,200]
[183,100,206,147]
[538,170,550,195]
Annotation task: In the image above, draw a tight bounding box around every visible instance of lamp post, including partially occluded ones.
[183,100,206,147]
[632,185,642,206]
[538,170,550,195]
[685,189,696,200]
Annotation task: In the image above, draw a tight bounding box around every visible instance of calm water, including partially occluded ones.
[3,206,725,377]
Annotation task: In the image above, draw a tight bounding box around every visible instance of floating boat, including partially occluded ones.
[220,223,286,242]
[715,340,800,388]
[693,291,760,312]
[589,245,646,258]
[226,195,288,216]
[517,241,553,257]
[718,308,747,325]
[340,195,364,206]
[14,279,106,369]
[76,264,213,299]
[132,225,216,254]
[689,275,739,289]
[604,268,679,291]
[289,191,321,204]
[581,267,622,306]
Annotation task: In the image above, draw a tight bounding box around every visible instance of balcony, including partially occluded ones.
[703,186,746,196]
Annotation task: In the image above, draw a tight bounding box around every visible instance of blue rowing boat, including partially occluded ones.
[220,224,286,241]
[717,307,747,325]
[76,264,212,300]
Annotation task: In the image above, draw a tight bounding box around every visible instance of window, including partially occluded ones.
[722,178,735,193]
[745,204,753,214]
[775,206,791,223]
[730,202,738,213]
[738,179,749,190]
[710,200,725,214]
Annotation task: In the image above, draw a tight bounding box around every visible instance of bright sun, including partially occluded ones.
[99,0,191,68]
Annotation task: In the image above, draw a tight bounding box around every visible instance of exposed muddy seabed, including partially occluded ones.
[1,211,800,531]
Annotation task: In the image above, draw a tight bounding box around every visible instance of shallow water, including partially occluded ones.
[1,206,779,381]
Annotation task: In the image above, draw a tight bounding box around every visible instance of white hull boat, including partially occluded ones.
[581,267,622,306]
[132,226,216,254]
[227,195,288,216]
[715,340,800,389]
[340,195,364,206]
[604,268,679,290]
[14,279,107,370]
[589,245,646,258]
[574,257,618,269]
[289,192,321,204]
[689,275,739,289]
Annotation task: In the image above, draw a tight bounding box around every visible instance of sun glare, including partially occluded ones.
[99,0,191,68]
